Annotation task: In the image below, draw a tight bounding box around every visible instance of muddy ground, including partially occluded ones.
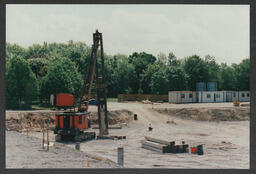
[5,102,249,168]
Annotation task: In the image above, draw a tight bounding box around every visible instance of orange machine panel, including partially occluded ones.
[70,116,73,128]
[59,116,64,128]
[56,93,74,107]
[74,115,88,129]
[55,116,58,127]
[85,119,88,129]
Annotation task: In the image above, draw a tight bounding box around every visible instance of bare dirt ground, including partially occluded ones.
[6,131,119,168]
[6,102,249,168]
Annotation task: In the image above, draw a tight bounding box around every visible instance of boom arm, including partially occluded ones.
[77,30,108,135]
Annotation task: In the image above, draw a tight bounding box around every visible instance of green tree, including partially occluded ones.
[150,69,168,94]
[105,54,135,96]
[166,66,188,91]
[113,58,136,95]
[40,58,82,100]
[28,58,49,81]
[204,55,221,83]
[157,52,167,65]
[6,56,38,109]
[64,41,91,74]
[219,63,235,90]
[6,43,26,61]
[140,62,165,94]
[128,52,156,93]
[104,55,119,97]
[232,58,250,90]
[183,55,209,90]
[25,43,49,59]
[168,52,180,66]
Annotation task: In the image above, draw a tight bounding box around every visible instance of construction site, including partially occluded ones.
[5,30,249,169]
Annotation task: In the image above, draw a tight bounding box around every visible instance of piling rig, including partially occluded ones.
[54,30,108,141]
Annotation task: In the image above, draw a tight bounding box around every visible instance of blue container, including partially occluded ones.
[196,82,206,91]
[207,82,217,91]
[197,145,204,155]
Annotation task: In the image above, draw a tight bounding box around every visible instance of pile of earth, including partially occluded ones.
[6,112,55,132]
[6,109,133,132]
[89,109,133,125]
[154,107,249,121]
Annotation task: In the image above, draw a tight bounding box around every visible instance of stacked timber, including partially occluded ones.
[141,140,170,153]
[141,136,188,154]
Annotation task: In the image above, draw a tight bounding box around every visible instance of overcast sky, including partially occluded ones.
[6,5,249,65]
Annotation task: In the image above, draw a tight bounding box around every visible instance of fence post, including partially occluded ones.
[47,129,49,151]
[75,142,80,150]
[86,160,90,167]
[42,129,45,150]
[117,147,124,166]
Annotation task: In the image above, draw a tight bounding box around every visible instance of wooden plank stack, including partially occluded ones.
[141,136,189,154]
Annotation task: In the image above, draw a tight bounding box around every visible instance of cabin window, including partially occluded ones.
[242,93,245,97]
[189,94,192,98]
[207,94,211,98]
[247,93,250,97]
[233,93,236,97]
[215,94,220,98]
[181,94,185,98]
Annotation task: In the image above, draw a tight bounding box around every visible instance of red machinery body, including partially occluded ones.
[54,112,94,141]
[56,93,74,108]
[55,113,89,130]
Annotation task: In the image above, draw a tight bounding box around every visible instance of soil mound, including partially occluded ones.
[6,109,133,132]
[89,109,133,124]
[154,107,249,121]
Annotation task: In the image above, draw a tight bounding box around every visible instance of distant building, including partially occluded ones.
[197,91,225,103]
[168,91,197,104]
[238,91,250,102]
[222,91,250,102]
[168,90,250,103]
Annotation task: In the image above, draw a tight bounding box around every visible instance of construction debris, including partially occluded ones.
[208,141,237,151]
[166,120,177,125]
[141,136,188,154]
[142,99,152,104]
[134,114,138,120]
[148,123,153,131]
[233,101,240,107]
[97,135,126,140]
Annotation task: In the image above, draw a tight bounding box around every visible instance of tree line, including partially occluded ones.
[5,41,249,109]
